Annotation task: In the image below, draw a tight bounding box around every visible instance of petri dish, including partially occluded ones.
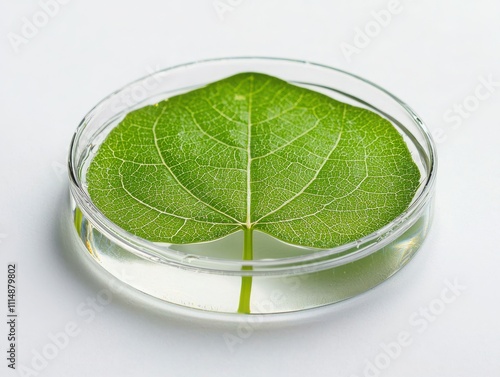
[68,57,437,315]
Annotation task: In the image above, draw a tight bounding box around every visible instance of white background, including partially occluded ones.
[1,1,499,376]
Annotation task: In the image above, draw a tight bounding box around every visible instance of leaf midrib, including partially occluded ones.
[245,76,254,229]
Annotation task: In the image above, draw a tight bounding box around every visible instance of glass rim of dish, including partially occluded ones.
[68,56,437,275]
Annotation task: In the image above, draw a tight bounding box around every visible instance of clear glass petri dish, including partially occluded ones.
[68,57,437,315]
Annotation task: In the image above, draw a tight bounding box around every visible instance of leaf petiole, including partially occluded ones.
[237,226,253,314]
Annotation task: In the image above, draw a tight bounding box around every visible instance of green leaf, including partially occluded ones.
[87,72,420,249]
